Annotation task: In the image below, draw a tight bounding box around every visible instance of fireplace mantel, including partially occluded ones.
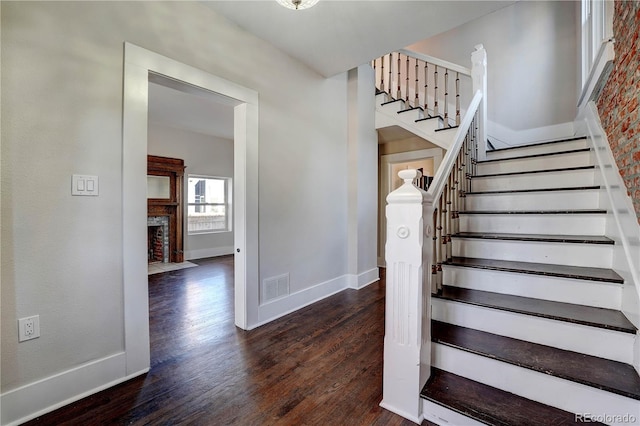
[148,155,185,263]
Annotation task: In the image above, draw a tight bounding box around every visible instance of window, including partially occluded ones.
[187,176,231,234]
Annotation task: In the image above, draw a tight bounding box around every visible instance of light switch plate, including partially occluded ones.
[72,175,99,196]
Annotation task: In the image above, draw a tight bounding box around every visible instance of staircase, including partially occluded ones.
[421,137,640,425]
[375,91,460,151]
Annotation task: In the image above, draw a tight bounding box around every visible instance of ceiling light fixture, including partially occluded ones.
[276,0,319,10]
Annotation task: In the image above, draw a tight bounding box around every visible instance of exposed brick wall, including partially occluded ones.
[596,0,640,221]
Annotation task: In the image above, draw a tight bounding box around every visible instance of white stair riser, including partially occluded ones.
[443,266,622,310]
[396,109,424,124]
[378,101,405,114]
[486,139,590,160]
[472,169,595,192]
[433,343,640,424]
[432,298,635,364]
[478,150,593,175]
[452,238,613,268]
[464,190,600,211]
[422,400,486,426]
[375,93,390,105]
[459,214,606,235]
[415,118,441,133]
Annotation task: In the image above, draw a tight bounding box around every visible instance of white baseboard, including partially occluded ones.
[379,401,423,425]
[349,267,380,289]
[253,268,380,330]
[487,120,576,149]
[581,102,640,330]
[0,352,147,426]
[185,246,234,260]
[254,274,351,328]
[581,102,640,375]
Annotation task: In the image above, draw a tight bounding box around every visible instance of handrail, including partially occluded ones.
[398,48,471,76]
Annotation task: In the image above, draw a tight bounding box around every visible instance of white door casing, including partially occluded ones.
[122,42,258,375]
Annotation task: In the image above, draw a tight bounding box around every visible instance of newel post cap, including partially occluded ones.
[398,168,422,183]
[386,169,426,204]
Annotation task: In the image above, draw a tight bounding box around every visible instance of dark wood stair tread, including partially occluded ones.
[421,368,603,425]
[415,115,441,123]
[479,147,591,163]
[432,321,640,400]
[459,209,606,215]
[380,98,403,107]
[434,125,459,132]
[487,136,587,153]
[445,257,623,283]
[435,286,636,333]
[466,185,600,195]
[453,232,614,245]
[473,165,595,178]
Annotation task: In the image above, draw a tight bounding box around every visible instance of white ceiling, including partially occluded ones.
[204,0,515,77]
[148,74,236,139]
[149,0,516,140]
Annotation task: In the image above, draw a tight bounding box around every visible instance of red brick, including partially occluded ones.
[597,0,640,221]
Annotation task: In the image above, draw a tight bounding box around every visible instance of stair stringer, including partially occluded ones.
[582,102,640,374]
[375,95,455,151]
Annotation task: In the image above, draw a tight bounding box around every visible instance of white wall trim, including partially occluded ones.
[254,275,351,329]
[582,102,640,328]
[379,402,423,425]
[580,102,640,374]
[350,267,380,289]
[0,353,146,426]
[185,246,234,260]
[487,120,577,149]
[252,268,380,330]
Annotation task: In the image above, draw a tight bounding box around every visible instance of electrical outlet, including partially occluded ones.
[18,315,40,342]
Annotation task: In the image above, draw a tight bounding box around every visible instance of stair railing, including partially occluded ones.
[373,46,487,157]
[379,46,487,423]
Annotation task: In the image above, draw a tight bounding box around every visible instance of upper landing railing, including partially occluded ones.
[373,46,487,151]
[379,45,487,423]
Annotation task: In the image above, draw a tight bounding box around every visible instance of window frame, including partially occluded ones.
[187,174,232,235]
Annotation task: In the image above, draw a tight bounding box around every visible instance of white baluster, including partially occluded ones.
[380,56,385,93]
[388,53,393,99]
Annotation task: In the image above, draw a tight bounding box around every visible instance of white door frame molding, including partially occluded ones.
[122,43,259,375]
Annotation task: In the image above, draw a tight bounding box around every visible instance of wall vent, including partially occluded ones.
[262,273,290,303]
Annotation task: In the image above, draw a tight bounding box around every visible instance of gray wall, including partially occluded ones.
[1,0,349,397]
[408,0,578,134]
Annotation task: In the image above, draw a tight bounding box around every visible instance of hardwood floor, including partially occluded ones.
[24,257,427,426]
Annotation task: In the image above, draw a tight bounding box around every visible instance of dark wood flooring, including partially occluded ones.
[23,257,430,426]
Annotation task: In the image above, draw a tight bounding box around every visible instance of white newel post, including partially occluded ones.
[471,44,487,160]
[380,169,433,424]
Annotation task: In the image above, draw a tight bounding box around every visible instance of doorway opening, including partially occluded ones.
[122,43,259,377]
